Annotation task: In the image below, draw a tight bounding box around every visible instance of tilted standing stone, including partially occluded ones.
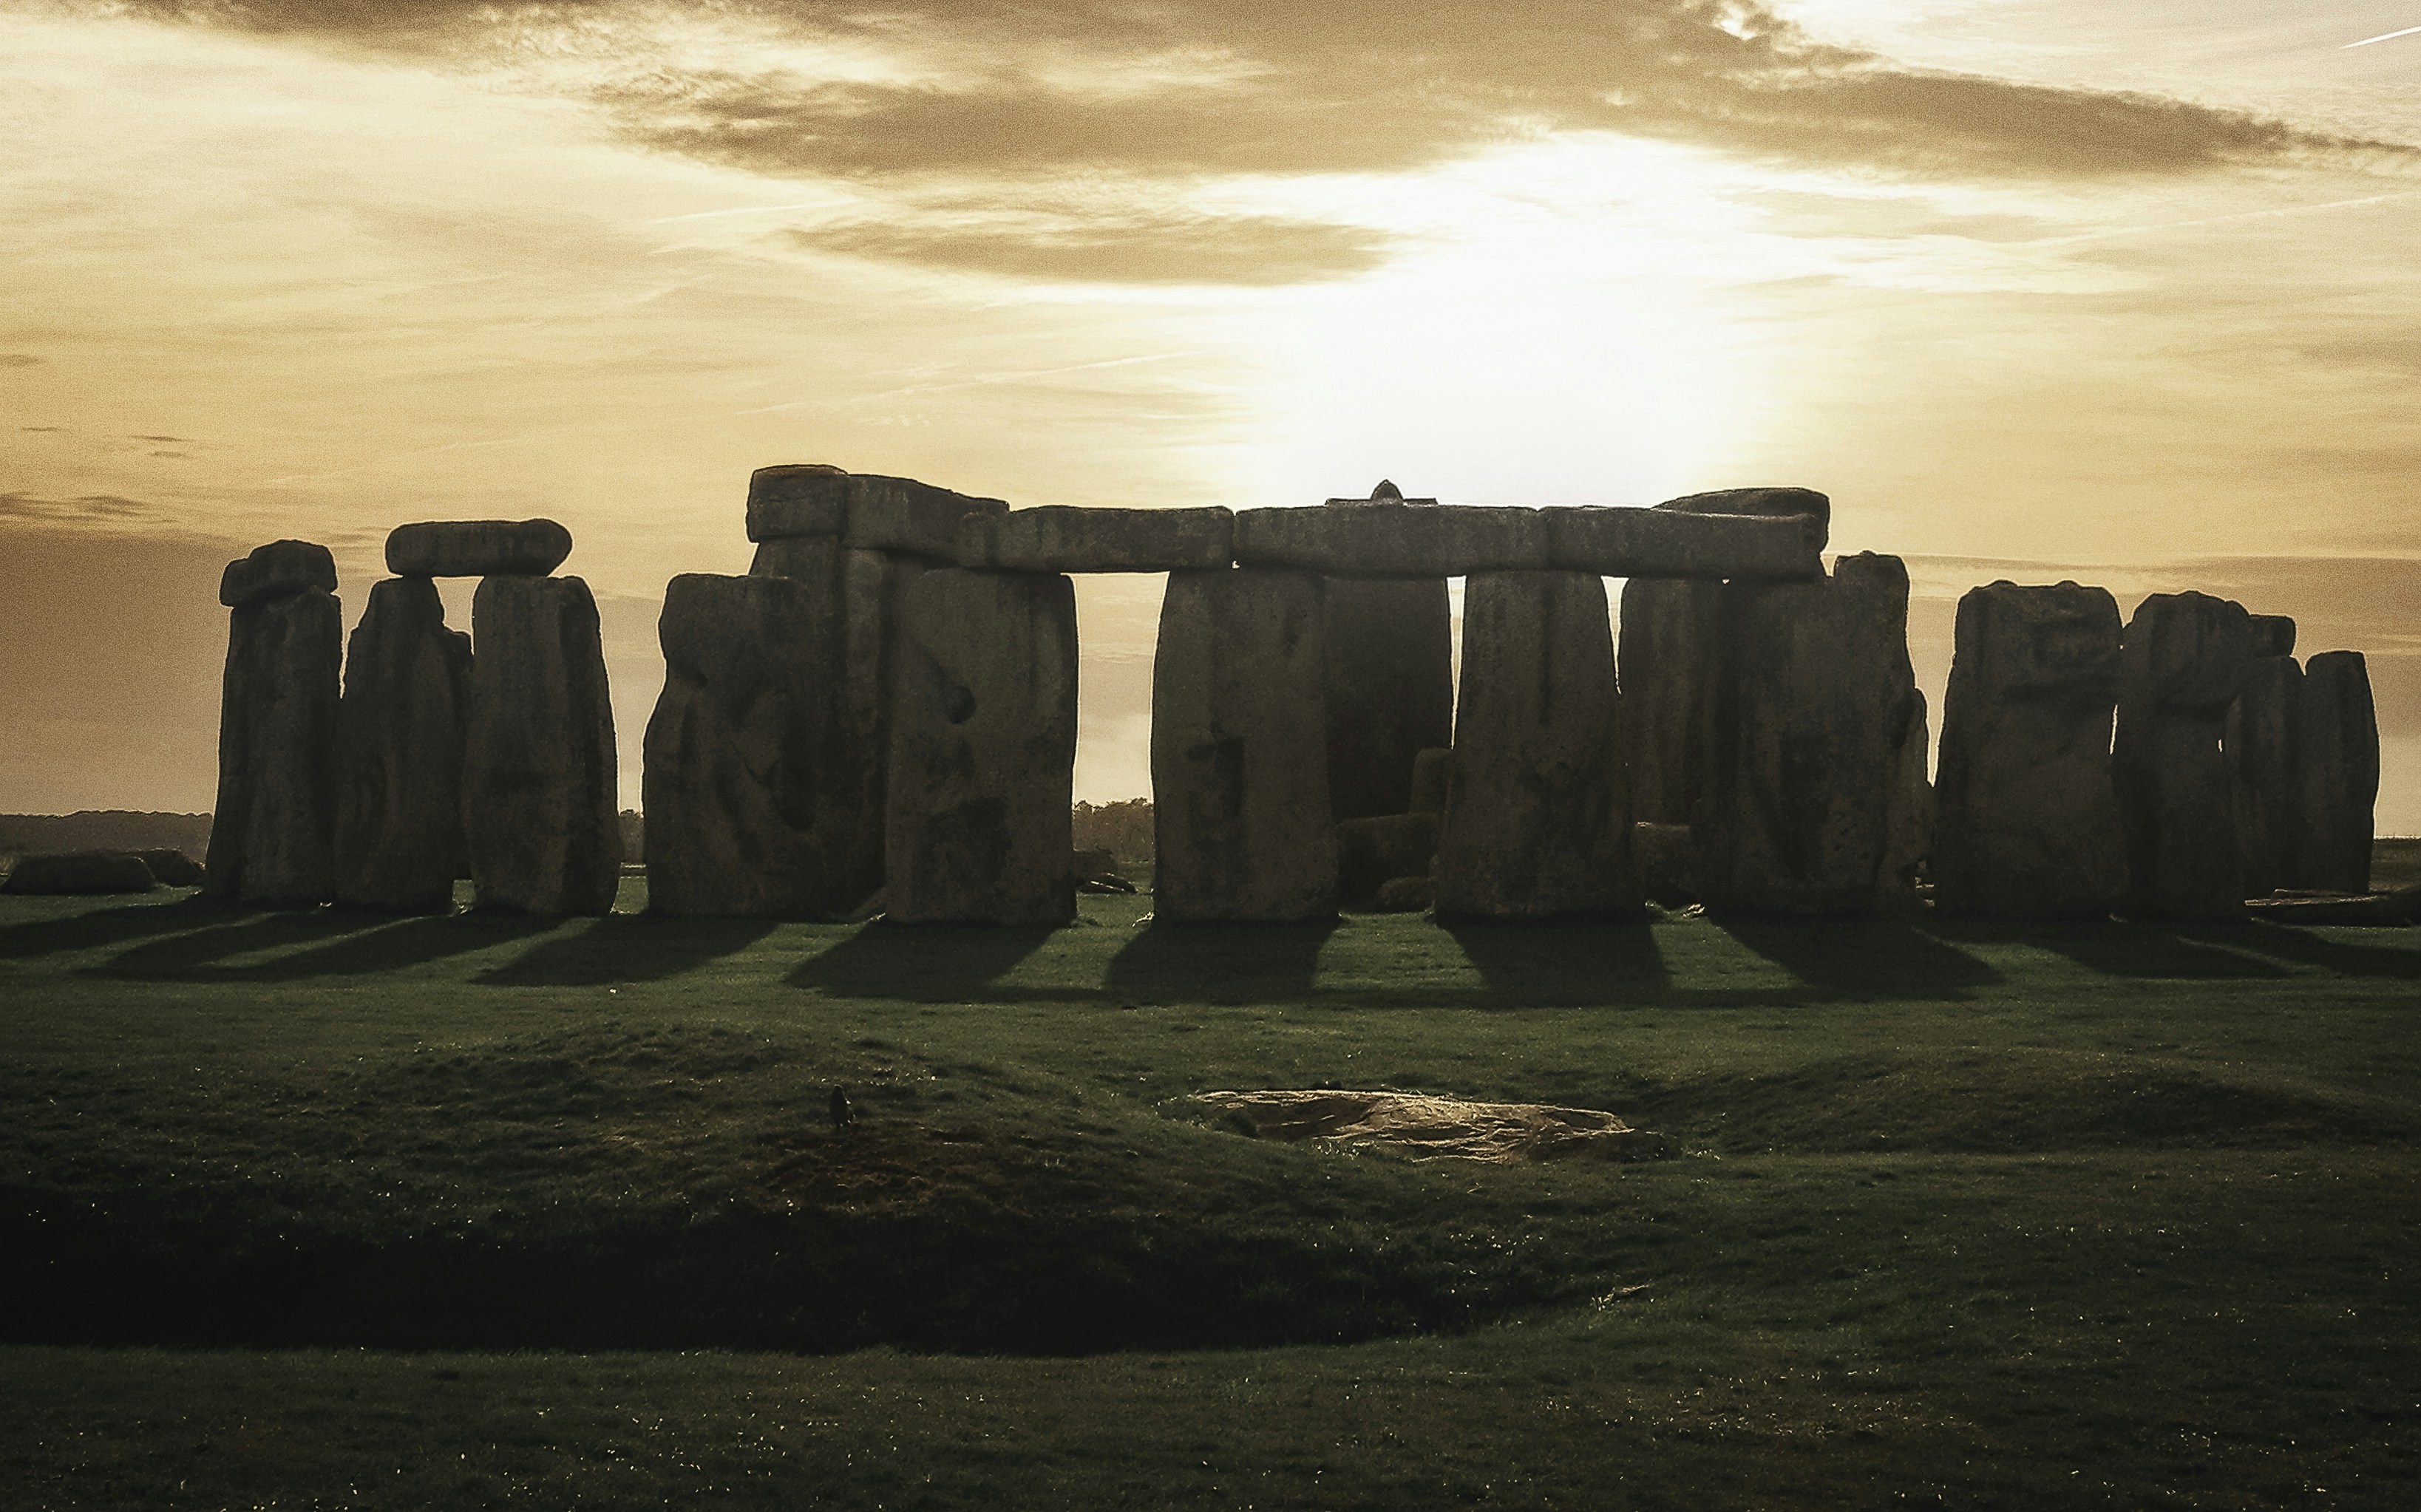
[1697,553,1928,916]
[885,569,1078,925]
[333,577,472,911]
[2296,650,2380,894]
[1434,571,1636,921]
[1322,483,1453,822]
[2226,655,2304,898]
[2114,591,2252,920]
[206,541,342,905]
[1932,582,2127,918]
[463,574,622,914]
[1152,568,1337,921]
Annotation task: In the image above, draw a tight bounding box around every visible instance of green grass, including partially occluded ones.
[2,864,2418,1508]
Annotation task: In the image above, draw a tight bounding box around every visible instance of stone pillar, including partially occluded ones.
[206,541,342,905]
[1697,553,1927,915]
[1152,568,1337,921]
[333,577,472,912]
[2296,650,2380,894]
[463,574,622,914]
[2226,655,2304,898]
[1321,483,1453,822]
[1617,578,1723,825]
[2114,590,2252,920]
[885,568,1077,925]
[1932,581,2126,917]
[1433,571,1635,920]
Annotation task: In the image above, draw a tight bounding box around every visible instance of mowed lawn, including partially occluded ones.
[1,852,2418,1510]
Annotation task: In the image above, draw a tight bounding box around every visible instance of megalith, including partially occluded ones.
[1152,568,1337,921]
[885,569,1078,925]
[1318,483,1453,822]
[206,540,342,905]
[1932,582,2127,917]
[462,573,622,914]
[2113,591,2252,920]
[643,572,847,918]
[2295,650,2380,894]
[333,576,472,911]
[1696,553,1928,916]
[2226,655,2303,898]
[385,519,572,578]
[1433,571,1636,921]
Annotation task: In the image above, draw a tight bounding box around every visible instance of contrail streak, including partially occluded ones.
[2345,24,2421,47]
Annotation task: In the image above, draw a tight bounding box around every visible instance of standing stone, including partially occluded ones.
[885,569,1077,925]
[463,575,622,915]
[1152,568,1337,922]
[1408,747,1452,815]
[1932,582,2127,918]
[1617,578,1725,825]
[2296,651,2380,894]
[2114,591,2253,920]
[2248,614,2298,659]
[1697,554,1926,916]
[644,573,849,918]
[206,554,342,906]
[333,578,472,911]
[1434,571,1635,920]
[2226,655,2303,898]
[1322,483,1453,822]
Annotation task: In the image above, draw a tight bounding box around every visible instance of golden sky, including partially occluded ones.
[3,1,2419,828]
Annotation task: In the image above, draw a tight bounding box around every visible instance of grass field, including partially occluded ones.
[3,848,2418,1508]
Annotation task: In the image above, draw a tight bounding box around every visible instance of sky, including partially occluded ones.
[2,0,2418,830]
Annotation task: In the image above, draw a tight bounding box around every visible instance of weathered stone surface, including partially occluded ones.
[333,577,472,911]
[462,575,622,915]
[957,505,1235,572]
[1373,874,1435,912]
[2,851,157,895]
[1696,554,1926,916]
[1630,822,1697,907]
[1617,576,1725,825]
[2226,655,2303,897]
[1337,813,1439,907]
[1541,506,1821,580]
[1235,503,1549,576]
[205,586,342,905]
[1325,576,1454,821]
[1152,568,1337,922]
[136,848,205,886]
[1434,571,1636,920]
[2114,591,2254,919]
[1932,582,2128,918]
[2248,614,2297,658]
[2296,650,2380,894]
[844,475,1010,559]
[1655,486,1831,552]
[219,539,336,607]
[745,463,849,540]
[886,569,1078,924]
[385,519,571,578]
[644,573,859,918]
[1408,747,1452,815]
[747,534,842,593]
[1889,687,1935,893]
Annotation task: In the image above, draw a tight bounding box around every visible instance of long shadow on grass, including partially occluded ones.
[89,910,558,981]
[1106,920,1339,1004]
[788,923,1057,1000]
[2213,922,2421,980]
[1439,919,1668,1005]
[482,915,779,986]
[0,896,226,961]
[2006,920,2295,981]
[1713,916,1999,1001]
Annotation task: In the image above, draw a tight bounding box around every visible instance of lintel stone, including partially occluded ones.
[385,519,571,578]
[957,505,1235,572]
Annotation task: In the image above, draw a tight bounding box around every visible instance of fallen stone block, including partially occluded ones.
[1337,812,1439,907]
[957,505,1235,572]
[334,577,473,912]
[744,463,849,541]
[385,519,572,578]
[1195,1089,1666,1163]
[219,539,336,607]
[1234,503,1549,576]
[1541,505,1821,579]
[1,851,158,895]
[206,582,342,905]
[136,848,205,887]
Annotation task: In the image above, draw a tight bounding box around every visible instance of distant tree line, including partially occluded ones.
[1073,799,1152,865]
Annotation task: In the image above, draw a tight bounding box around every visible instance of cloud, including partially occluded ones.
[0,491,169,524]
[0,353,44,368]
[790,210,1391,285]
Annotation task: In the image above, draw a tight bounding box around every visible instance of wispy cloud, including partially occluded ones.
[0,490,169,524]
[0,353,45,367]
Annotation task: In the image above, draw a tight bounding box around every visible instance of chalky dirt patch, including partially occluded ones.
[1196,1089,1668,1163]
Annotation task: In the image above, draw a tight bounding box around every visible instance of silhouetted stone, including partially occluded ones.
[462,574,621,915]
[135,848,205,887]
[205,584,342,905]
[2115,591,2254,920]
[2249,614,2297,658]
[1697,554,1926,916]
[1933,582,2128,918]
[1374,875,1434,912]
[1337,813,1439,907]
[2297,650,2380,894]
[385,519,571,578]
[1655,486,1831,551]
[2226,655,2303,898]
[1325,576,1454,821]
[1618,577,1725,825]
[745,463,849,540]
[1408,747,1452,815]
[1235,503,1549,575]
[1152,568,1336,922]
[333,577,472,911]
[886,569,1078,924]
[218,539,336,607]
[1542,506,1820,579]
[957,505,1235,572]
[1434,571,1635,921]
[844,475,1010,559]
[2,851,157,895]
[1630,822,1696,907]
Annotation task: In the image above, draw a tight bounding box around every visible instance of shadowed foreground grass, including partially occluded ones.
[1,868,2417,1509]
